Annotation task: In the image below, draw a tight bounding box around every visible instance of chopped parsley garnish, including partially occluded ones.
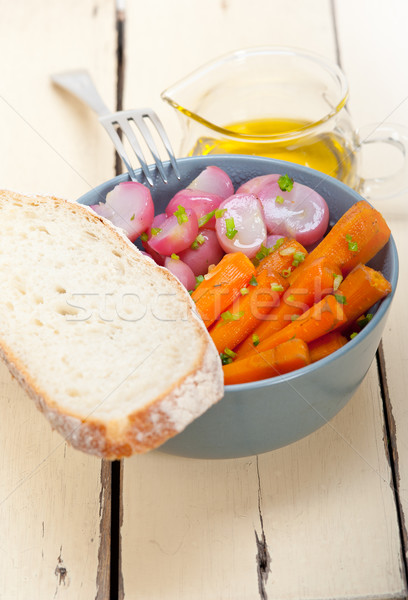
[174,205,189,225]
[252,333,260,347]
[292,251,305,267]
[220,310,244,323]
[151,227,162,236]
[357,313,373,329]
[334,292,347,304]
[275,195,285,204]
[281,268,292,278]
[345,233,358,252]
[215,208,227,218]
[291,314,299,321]
[287,294,295,302]
[333,274,343,291]
[278,174,294,192]
[274,237,285,250]
[191,233,205,249]
[240,288,249,295]
[220,348,237,365]
[225,217,238,239]
[195,274,204,289]
[171,253,180,260]
[271,283,284,292]
[130,213,135,221]
[279,246,296,256]
[249,274,258,286]
[198,210,215,228]
[255,244,273,262]
[350,332,358,339]
[140,232,148,242]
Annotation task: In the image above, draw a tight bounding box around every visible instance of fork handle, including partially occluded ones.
[51,70,111,117]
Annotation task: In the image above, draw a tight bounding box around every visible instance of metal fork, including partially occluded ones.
[51,70,180,186]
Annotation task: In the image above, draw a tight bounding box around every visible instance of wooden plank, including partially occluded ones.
[121,0,405,598]
[334,0,408,571]
[0,1,117,598]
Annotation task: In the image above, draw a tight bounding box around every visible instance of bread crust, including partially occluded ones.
[0,190,224,458]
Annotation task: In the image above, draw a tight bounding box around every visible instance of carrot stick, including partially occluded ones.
[244,295,347,356]
[191,252,255,327]
[256,238,308,278]
[308,332,348,363]
[336,263,392,326]
[289,200,391,279]
[208,269,288,353]
[236,256,342,358]
[223,339,310,385]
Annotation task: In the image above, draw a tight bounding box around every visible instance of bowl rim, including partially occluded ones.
[77,154,399,392]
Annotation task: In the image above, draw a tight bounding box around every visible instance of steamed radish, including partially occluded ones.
[164,257,196,291]
[100,181,154,242]
[238,174,329,246]
[165,189,223,230]
[236,173,280,196]
[90,202,115,220]
[148,208,199,256]
[141,213,167,265]
[266,234,285,249]
[215,193,267,258]
[179,229,225,276]
[187,166,234,200]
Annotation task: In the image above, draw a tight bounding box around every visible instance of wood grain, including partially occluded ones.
[0,1,116,598]
[120,0,406,598]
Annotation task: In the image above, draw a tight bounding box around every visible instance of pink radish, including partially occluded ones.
[164,257,196,291]
[215,193,267,258]
[179,229,225,276]
[148,208,199,256]
[187,166,234,200]
[165,189,223,230]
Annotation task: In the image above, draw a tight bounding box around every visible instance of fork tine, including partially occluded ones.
[140,110,181,180]
[129,114,169,183]
[100,117,154,186]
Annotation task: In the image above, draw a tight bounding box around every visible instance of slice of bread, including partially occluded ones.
[0,190,224,458]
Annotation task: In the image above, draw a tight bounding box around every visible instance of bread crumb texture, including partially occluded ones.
[0,191,223,457]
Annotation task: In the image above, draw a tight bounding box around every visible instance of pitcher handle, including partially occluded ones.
[356,123,408,203]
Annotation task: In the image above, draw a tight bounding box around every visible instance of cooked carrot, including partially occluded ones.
[223,339,310,385]
[289,200,391,279]
[244,294,347,356]
[191,252,255,327]
[208,269,288,353]
[236,256,342,358]
[256,238,308,278]
[336,263,392,326]
[308,332,348,363]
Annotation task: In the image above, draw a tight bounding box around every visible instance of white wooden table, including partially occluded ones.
[1,1,407,598]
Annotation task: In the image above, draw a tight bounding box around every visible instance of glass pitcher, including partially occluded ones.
[161,47,408,201]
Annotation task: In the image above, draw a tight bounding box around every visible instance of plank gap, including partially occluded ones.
[110,460,122,600]
[377,345,408,586]
[97,460,112,600]
[115,3,126,176]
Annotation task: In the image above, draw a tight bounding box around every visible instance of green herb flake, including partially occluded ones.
[224,347,237,359]
[198,210,215,228]
[291,314,299,321]
[240,288,249,296]
[271,283,284,292]
[333,274,343,291]
[281,268,292,278]
[221,310,244,323]
[287,294,295,302]
[350,332,358,339]
[273,237,285,250]
[225,217,238,240]
[278,174,294,192]
[215,208,227,218]
[345,233,358,252]
[151,227,162,236]
[220,351,234,365]
[140,232,148,242]
[188,290,194,295]
[255,244,272,262]
[334,292,347,304]
[249,275,258,286]
[252,333,260,347]
[357,313,373,329]
[194,274,204,289]
[275,195,285,204]
[171,253,180,260]
[292,251,306,267]
[279,246,297,256]
[174,205,189,225]
[130,214,135,221]
[191,233,206,249]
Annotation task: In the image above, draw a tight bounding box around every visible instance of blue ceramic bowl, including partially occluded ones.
[78,155,398,459]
